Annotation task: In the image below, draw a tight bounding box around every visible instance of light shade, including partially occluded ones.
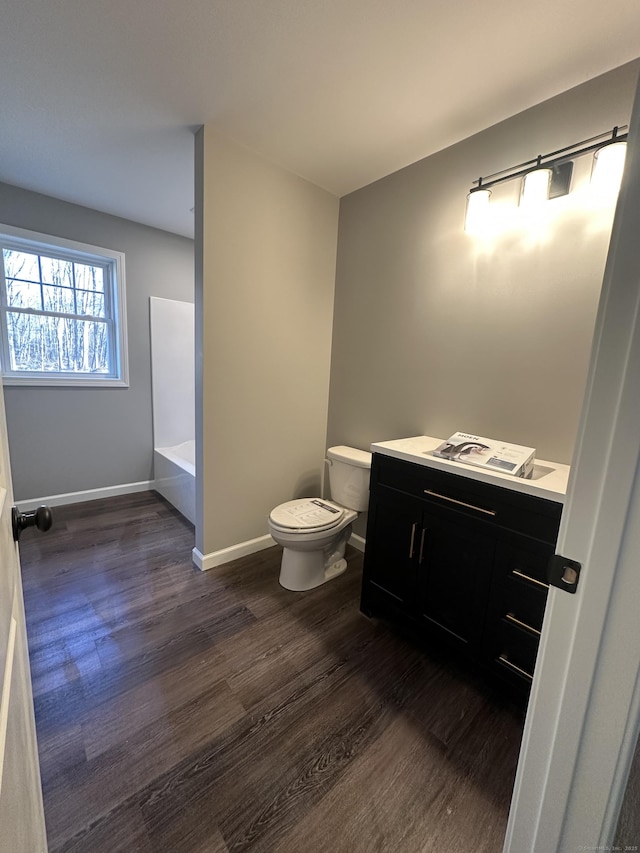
[520,168,552,208]
[464,188,491,234]
[591,142,627,197]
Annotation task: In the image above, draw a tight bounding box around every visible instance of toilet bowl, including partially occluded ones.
[268,446,372,591]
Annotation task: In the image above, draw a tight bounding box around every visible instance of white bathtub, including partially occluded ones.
[154,439,195,524]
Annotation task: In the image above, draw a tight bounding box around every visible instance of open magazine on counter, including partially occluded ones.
[432,432,536,479]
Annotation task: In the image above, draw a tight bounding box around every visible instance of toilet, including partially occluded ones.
[268,446,372,591]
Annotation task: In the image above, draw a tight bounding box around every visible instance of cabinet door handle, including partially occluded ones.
[408,522,417,559]
[418,527,427,564]
[423,489,497,517]
[505,613,541,636]
[498,654,534,681]
[512,569,549,590]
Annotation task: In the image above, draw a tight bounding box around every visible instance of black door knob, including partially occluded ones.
[12,505,53,542]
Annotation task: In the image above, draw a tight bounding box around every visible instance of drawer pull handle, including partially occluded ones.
[423,489,496,516]
[505,613,541,636]
[498,654,534,681]
[512,569,549,590]
[418,527,427,564]
[408,522,417,559]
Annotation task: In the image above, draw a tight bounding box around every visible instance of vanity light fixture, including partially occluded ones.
[464,126,628,231]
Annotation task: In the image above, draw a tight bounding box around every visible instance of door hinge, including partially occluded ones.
[548,554,581,594]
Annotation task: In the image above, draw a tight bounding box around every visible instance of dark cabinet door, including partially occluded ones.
[418,508,495,651]
[363,488,496,651]
[362,487,421,608]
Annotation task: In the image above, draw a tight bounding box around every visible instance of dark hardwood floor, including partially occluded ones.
[20,491,524,852]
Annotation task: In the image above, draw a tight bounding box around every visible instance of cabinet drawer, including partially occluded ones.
[502,576,547,633]
[373,454,562,543]
[491,620,540,683]
[497,539,552,587]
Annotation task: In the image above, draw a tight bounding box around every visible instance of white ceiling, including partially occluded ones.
[2,0,640,238]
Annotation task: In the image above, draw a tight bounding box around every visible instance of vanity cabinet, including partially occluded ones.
[361,452,563,698]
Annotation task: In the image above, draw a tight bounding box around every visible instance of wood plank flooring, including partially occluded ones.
[20,491,524,852]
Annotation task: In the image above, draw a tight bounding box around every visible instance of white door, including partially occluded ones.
[0,377,47,851]
[504,74,640,850]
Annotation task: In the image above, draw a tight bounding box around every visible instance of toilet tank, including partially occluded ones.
[327,446,372,512]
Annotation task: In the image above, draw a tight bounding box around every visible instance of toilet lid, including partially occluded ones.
[269,499,345,532]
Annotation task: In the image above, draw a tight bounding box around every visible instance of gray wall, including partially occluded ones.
[327,60,640,474]
[0,183,194,500]
[195,130,339,557]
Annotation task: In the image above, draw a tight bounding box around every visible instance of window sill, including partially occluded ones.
[1,375,129,388]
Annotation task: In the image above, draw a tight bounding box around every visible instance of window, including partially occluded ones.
[0,225,128,386]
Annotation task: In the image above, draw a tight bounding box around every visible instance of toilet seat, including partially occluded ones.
[269,499,345,534]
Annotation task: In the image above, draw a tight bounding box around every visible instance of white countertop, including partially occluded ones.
[370,435,571,504]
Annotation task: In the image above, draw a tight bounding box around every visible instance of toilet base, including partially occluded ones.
[325,557,347,581]
[278,527,351,591]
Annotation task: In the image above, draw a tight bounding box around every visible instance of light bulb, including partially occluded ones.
[520,168,552,208]
[464,188,491,234]
[591,142,626,198]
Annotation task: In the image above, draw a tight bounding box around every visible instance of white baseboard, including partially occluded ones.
[14,480,154,511]
[192,534,275,572]
[192,529,365,572]
[193,531,366,572]
[350,532,366,552]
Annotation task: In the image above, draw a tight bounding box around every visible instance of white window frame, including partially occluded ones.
[0,224,129,387]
